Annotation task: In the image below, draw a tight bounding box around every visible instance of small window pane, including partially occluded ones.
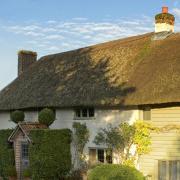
[169,161,177,180]
[22,143,29,160]
[75,109,81,117]
[89,108,95,117]
[98,149,104,163]
[82,108,88,117]
[158,161,167,180]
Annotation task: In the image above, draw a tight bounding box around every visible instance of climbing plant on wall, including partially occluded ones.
[72,122,89,170]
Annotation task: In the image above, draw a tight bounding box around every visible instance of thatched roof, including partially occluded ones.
[0,32,180,110]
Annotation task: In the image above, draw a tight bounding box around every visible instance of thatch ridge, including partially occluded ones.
[0,32,180,110]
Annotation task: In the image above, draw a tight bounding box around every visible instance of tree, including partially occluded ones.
[94,121,153,166]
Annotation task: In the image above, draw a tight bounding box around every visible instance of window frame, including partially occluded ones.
[158,160,180,180]
[21,142,29,160]
[74,107,95,120]
[89,148,113,164]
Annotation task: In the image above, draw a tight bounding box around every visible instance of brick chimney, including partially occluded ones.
[155,6,175,33]
[18,50,37,76]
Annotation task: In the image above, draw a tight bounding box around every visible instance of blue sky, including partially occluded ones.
[0,0,180,90]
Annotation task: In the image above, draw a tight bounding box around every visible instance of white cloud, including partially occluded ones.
[4,16,154,54]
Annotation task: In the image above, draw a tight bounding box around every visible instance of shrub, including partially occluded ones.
[10,110,25,124]
[0,130,15,179]
[38,108,55,126]
[29,129,72,179]
[23,168,31,177]
[88,164,145,180]
[4,166,16,177]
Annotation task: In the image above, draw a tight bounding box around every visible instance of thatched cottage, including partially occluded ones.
[0,6,180,180]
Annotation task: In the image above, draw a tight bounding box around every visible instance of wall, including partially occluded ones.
[51,108,140,164]
[24,111,38,122]
[139,106,180,180]
[0,112,16,129]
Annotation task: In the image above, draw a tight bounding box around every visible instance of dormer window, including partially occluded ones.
[74,107,95,119]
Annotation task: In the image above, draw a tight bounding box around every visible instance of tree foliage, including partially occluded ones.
[94,121,153,166]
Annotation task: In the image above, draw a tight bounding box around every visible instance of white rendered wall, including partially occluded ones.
[24,111,38,122]
[0,112,16,129]
[51,108,140,164]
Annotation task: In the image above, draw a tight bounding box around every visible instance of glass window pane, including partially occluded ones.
[75,109,81,117]
[98,149,104,163]
[89,108,95,117]
[21,143,29,160]
[158,161,167,180]
[169,161,177,180]
[82,108,88,117]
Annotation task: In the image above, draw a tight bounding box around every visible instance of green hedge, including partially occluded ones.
[0,130,15,179]
[88,164,145,180]
[29,129,72,180]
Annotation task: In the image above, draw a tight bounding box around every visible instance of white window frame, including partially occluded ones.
[74,107,95,120]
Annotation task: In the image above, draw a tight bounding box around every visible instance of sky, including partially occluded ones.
[0,0,180,90]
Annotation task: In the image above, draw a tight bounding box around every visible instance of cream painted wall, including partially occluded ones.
[0,112,16,129]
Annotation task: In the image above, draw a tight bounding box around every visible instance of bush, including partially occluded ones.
[29,129,72,179]
[0,130,15,179]
[23,168,31,177]
[10,110,25,124]
[88,164,145,180]
[38,108,55,126]
[4,166,16,177]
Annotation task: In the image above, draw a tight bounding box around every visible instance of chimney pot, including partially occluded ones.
[18,50,37,76]
[162,6,168,13]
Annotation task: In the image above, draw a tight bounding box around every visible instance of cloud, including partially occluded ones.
[173,8,180,18]
[3,16,154,55]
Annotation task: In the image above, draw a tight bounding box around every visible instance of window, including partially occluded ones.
[21,143,29,160]
[158,160,180,180]
[143,108,151,120]
[75,108,95,119]
[89,148,112,165]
